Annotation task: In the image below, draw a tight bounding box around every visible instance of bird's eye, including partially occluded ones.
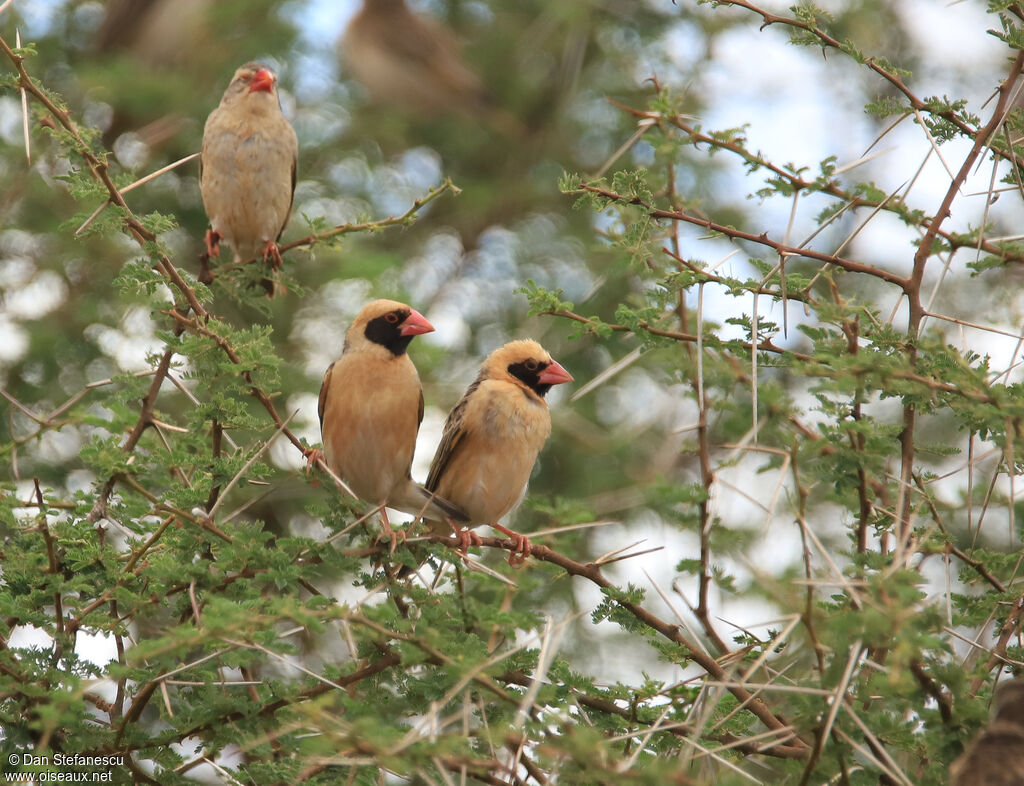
[525,359,539,371]
[385,312,400,324]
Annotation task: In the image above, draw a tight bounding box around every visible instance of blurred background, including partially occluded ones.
[2,0,1021,685]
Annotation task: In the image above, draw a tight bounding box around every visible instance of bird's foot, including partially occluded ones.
[204,229,222,258]
[377,508,406,556]
[262,240,284,269]
[448,520,482,558]
[491,523,532,567]
[302,446,323,475]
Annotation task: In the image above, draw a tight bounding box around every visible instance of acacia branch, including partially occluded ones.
[210,179,461,278]
[162,308,314,460]
[971,590,1024,694]
[399,534,808,746]
[542,307,812,361]
[498,669,807,759]
[711,1,1003,156]
[897,50,1024,546]
[576,183,910,288]
[278,178,458,254]
[909,50,1024,291]
[87,332,183,523]
[613,99,1024,268]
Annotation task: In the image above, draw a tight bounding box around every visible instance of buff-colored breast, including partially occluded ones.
[433,379,551,525]
[201,95,297,261]
[321,353,421,506]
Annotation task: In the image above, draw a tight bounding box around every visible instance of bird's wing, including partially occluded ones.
[401,385,427,482]
[317,361,335,430]
[425,377,481,492]
[278,149,297,241]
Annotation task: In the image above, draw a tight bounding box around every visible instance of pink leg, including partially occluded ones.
[262,240,284,269]
[205,229,222,258]
[491,523,531,567]
[448,518,482,557]
[377,507,407,555]
[302,447,323,475]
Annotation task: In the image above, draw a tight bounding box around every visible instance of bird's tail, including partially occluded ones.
[389,481,469,526]
[385,483,468,580]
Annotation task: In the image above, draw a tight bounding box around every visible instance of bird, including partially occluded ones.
[97,0,211,71]
[94,0,215,151]
[317,299,468,549]
[339,0,521,135]
[950,679,1024,786]
[992,679,1024,727]
[340,0,487,118]
[424,339,573,566]
[200,62,298,292]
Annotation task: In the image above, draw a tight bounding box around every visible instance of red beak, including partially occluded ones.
[399,309,434,337]
[538,359,573,386]
[249,69,275,94]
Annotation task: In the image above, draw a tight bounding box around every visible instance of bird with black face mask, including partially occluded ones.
[424,339,573,566]
[950,679,1024,786]
[200,62,297,294]
[317,299,467,547]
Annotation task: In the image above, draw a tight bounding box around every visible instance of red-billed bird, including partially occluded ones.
[425,340,573,566]
[318,300,467,547]
[200,62,298,289]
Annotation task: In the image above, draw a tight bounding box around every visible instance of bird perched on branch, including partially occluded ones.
[317,300,468,548]
[339,0,522,135]
[424,340,573,566]
[950,679,1024,786]
[200,62,297,293]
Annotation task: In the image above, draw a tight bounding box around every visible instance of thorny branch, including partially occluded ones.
[575,182,910,287]
[612,98,1024,268]
[0,29,814,779]
[714,0,1024,167]
[5,4,1024,782]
